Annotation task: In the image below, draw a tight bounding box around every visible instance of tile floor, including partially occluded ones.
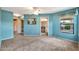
[0,34,78,51]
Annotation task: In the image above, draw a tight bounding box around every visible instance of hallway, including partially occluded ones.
[0,34,78,51]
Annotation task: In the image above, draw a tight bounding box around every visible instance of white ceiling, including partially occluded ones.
[1,7,74,16]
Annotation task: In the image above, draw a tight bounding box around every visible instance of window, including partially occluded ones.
[60,13,74,34]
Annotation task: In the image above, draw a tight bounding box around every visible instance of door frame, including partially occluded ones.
[40,16,49,36]
[21,19,24,33]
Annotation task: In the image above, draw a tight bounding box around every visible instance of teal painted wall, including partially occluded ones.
[24,14,53,36]
[24,9,78,42]
[1,10,13,40]
[0,8,2,40]
[52,9,78,41]
[78,8,79,41]
[24,15,40,36]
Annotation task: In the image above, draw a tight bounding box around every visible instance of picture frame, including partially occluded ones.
[27,18,36,25]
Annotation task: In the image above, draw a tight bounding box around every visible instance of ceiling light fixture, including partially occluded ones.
[33,7,40,15]
[33,10,39,15]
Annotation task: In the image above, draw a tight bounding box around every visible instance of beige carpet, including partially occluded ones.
[0,34,78,51]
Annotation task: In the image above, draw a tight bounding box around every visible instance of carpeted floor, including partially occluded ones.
[0,34,78,51]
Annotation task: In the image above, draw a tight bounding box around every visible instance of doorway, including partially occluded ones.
[40,17,49,36]
[13,18,18,34]
[13,16,24,35]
